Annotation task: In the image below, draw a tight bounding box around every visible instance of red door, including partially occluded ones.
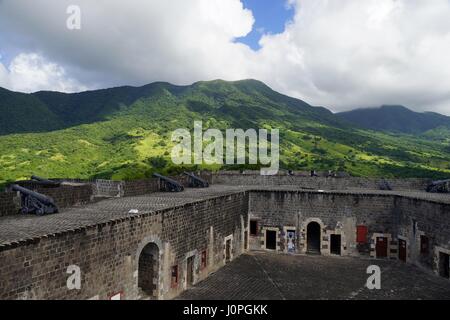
[357,226,368,244]
[376,237,388,258]
[399,239,407,262]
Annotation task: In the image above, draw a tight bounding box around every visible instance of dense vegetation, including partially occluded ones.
[1,79,450,185]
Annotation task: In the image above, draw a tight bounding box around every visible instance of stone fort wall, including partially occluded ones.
[0,192,249,300]
[0,172,431,218]
[211,172,430,191]
[0,183,93,217]
[0,172,213,217]
[0,172,449,300]
[249,190,450,277]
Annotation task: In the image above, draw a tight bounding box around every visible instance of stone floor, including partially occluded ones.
[177,251,450,300]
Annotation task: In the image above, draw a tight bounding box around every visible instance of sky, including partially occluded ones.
[0,0,450,115]
[238,0,294,50]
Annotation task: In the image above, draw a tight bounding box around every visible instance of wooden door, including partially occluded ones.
[398,239,407,262]
[186,256,194,286]
[225,240,231,263]
[376,237,388,258]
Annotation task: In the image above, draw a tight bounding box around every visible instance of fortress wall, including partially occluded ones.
[121,173,212,197]
[121,179,159,197]
[248,190,450,275]
[212,173,430,191]
[249,191,396,232]
[0,192,16,217]
[394,198,450,270]
[0,187,448,300]
[0,192,249,300]
[40,184,94,208]
[248,191,396,255]
[0,183,94,217]
[0,173,213,218]
[91,173,213,197]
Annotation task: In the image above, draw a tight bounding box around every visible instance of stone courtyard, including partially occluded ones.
[178,251,450,300]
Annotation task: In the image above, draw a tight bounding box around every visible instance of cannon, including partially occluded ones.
[379,178,392,191]
[426,179,450,193]
[31,175,61,187]
[153,174,184,192]
[183,172,209,188]
[11,184,59,215]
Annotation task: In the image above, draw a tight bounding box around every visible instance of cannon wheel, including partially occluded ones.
[36,208,45,216]
[21,207,29,215]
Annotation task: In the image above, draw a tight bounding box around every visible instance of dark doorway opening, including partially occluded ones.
[330,234,341,255]
[225,239,232,263]
[266,230,277,250]
[250,220,258,236]
[439,252,450,279]
[186,256,195,287]
[398,239,407,262]
[138,242,159,299]
[244,231,248,250]
[307,222,321,254]
[376,237,388,258]
[420,235,429,255]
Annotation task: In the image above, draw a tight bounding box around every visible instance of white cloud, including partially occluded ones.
[0,0,255,89]
[251,0,450,114]
[0,0,450,114]
[0,53,86,93]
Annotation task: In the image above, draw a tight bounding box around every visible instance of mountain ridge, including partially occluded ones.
[1,79,450,182]
[337,105,450,134]
[0,79,338,136]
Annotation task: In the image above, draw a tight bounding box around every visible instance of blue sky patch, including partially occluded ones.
[237,0,294,50]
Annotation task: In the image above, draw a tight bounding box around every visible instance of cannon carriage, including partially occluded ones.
[426,179,450,193]
[11,184,59,215]
[153,173,184,192]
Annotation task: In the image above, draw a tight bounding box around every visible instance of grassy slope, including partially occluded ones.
[1,80,450,184]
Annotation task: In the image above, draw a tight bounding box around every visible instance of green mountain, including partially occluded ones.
[1,80,450,184]
[337,105,450,134]
[0,87,64,135]
[1,80,341,135]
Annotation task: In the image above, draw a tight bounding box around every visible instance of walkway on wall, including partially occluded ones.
[2,184,450,248]
[177,252,450,300]
[0,185,245,247]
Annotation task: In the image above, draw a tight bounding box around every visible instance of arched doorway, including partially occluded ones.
[307,222,321,254]
[138,242,159,299]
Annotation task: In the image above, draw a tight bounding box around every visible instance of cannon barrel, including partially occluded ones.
[153,173,184,192]
[183,172,209,188]
[429,179,450,186]
[378,178,392,191]
[426,179,450,193]
[31,175,61,187]
[11,184,55,206]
